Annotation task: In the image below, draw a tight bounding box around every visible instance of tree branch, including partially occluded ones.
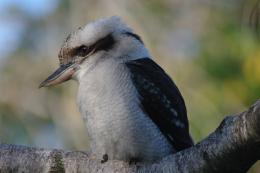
[1,100,260,173]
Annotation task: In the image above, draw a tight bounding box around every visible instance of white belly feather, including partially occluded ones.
[77,58,173,162]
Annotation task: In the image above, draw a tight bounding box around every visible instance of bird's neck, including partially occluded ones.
[76,58,138,121]
[124,46,150,61]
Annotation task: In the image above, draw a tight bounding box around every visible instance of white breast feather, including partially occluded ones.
[77,56,173,162]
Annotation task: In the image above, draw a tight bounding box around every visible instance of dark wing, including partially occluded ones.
[126,58,193,151]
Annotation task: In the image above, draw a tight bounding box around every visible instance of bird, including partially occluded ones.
[39,16,194,163]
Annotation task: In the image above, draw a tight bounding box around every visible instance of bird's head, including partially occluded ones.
[39,16,148,88]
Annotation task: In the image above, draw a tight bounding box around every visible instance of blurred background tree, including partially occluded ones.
[0,0,259,172]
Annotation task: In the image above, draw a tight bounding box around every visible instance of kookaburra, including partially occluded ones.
[39,16,193,162]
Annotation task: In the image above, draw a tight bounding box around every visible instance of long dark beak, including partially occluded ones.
[39,63,76,88]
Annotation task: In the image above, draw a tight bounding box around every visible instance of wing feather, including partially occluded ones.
[126,58,193,151]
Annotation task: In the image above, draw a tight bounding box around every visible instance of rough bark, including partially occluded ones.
[1,100,260,173]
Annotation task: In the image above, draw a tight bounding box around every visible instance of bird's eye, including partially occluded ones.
[76,45,89,57]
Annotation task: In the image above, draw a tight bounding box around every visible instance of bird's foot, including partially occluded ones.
[89,154,96,160]
[101,154,108,163]
[128,158,141,165]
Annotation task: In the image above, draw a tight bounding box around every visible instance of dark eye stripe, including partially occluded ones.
[73,34,115,58]
[92,33,115,52]
[76,45,90,57]
[60,34,116,65]
[123,32,143,44]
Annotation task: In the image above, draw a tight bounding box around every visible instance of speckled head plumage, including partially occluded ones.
[58,16,133,65]
[39,16,146,88]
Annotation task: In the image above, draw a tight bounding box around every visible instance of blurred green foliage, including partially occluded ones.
[0,0,259,172]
